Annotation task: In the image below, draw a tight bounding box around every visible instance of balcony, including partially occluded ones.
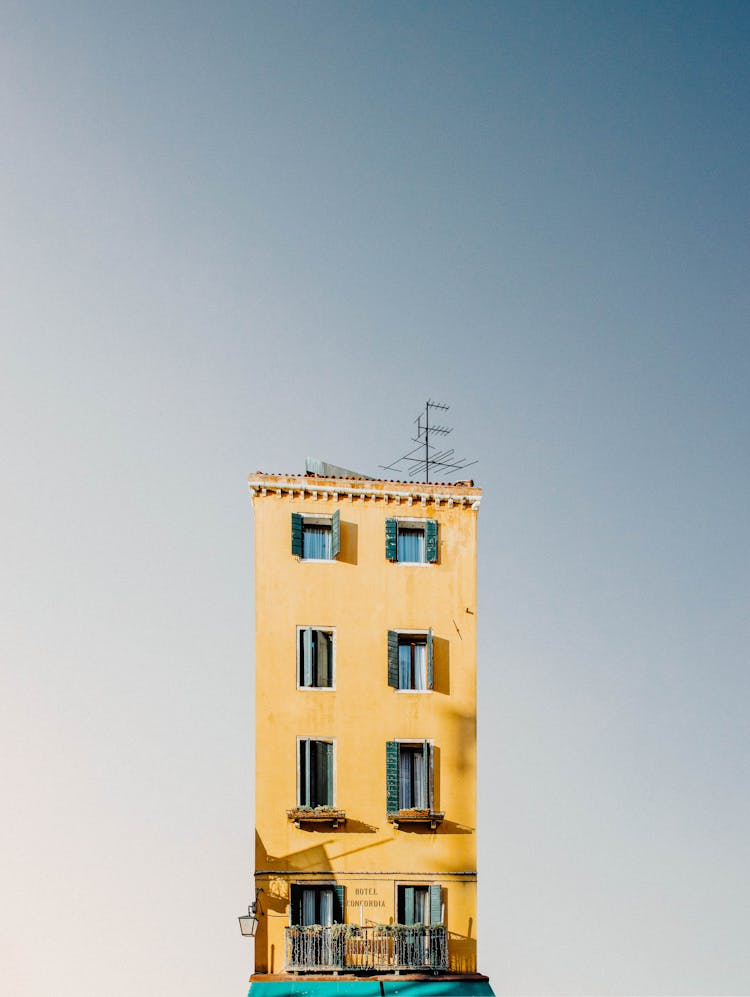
[285,924,448,973]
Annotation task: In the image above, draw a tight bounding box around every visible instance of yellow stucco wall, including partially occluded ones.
[250,474,481,974]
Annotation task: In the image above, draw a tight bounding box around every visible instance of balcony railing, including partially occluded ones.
[285,924,448,973]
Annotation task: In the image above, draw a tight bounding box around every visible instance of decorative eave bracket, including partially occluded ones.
[248,479,481,511]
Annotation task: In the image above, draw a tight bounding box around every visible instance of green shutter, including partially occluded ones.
[425,520,438,562]
[332,885,345,923]
[317,630,331,687]
[301,738,310,807]
[427,628,434,689]
[325,741,334,806]
[387,630,399,689]
[423,741,431,809]
[386,741,399,813]
[291,513,304,557]
[290,884,302,925]
[404,886,415,925]
[331,509,340,558]
[385,519,398,561]
[302,628,313,686]
[429,884,442,924]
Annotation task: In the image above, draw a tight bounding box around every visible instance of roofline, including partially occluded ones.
[247,472,481,510]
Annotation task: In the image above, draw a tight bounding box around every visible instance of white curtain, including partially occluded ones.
[413,887,428,924]
[303,526,331,559]
[319,888,333,926]
[398,644,411,688]
[397,528,424,562]
[399,748,412,808]
[413,643,426,690]
[302,888,317,925]
[412,747,426,808]
[399,642,426,689]
[399,745,426,809]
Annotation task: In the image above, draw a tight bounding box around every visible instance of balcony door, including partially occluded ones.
[397,885,429,925]
[301,886,333,926]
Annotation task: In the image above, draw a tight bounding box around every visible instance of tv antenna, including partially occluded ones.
[380,400,478,484]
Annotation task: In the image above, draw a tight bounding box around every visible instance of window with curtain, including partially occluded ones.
[303,524,332,560]
[298,628,334,688]
[298,739,333,807]
[301,887,333,926]
[386,519,438,564]
[290,884,345,927]
[397,527,425,563]
[292,512,341,560]
[397,885,430,925]
[398,637,426,690]
[398,744,428,809]
[388,630,433,691]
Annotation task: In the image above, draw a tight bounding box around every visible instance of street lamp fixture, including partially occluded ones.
[238,888,264,937]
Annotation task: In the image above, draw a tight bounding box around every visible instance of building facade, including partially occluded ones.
[246,470,492,996]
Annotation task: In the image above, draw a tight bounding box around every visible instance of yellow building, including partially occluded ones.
[245,466,493,997]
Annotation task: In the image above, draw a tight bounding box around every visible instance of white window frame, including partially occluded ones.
[296,736,336,809]
[394,629,432,694]
[299,514,336,563]
[290,881,338,927]
[394,881,434,925]
[394,518,431,567]
[395,738,434,810]
[296,626,336,691]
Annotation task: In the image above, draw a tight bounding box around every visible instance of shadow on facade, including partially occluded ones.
[433,636,451,695]
[447,929,477,973]
[339,521,358,565]
[338,818,379,834]
[256,830,333,871]
[446,707,475,774]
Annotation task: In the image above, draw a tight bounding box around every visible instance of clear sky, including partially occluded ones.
[2,3,748,995]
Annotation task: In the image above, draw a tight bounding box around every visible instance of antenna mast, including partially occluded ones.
[380,400,477,483]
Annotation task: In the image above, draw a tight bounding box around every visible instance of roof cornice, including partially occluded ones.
[247,472,482,511]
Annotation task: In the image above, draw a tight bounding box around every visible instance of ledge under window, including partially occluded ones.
[387,809,445,830]
[287,807,347,829]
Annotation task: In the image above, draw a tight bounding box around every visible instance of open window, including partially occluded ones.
[385,518,438,563]
[298,628,334,689]
[386,740,442,827]
[298,738,334,808]
[397,884,443,925]
[289,884,345,926]
[388,630,433,690]
[292,511,340,560]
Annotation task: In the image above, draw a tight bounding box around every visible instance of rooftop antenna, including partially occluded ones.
[380,400,478,484]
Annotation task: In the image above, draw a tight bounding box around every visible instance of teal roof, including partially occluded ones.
[249,982,494,997]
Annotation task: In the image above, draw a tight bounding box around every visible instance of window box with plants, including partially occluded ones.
[287,806,347,828]
[387,808,445,830]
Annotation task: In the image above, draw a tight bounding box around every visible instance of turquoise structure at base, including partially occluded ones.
[249,982,495,997]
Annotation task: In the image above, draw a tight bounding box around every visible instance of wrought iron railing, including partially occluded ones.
[285,924,448,972]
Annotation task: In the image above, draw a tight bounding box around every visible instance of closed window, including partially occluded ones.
[386,740,433,812]
[292,511,341,560]
[385,518,438,563]
[298,738,334,808]
[388,630,433,690]
[298,628,334,688]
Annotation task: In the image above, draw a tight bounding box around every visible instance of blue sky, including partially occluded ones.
[2,3,749,994]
